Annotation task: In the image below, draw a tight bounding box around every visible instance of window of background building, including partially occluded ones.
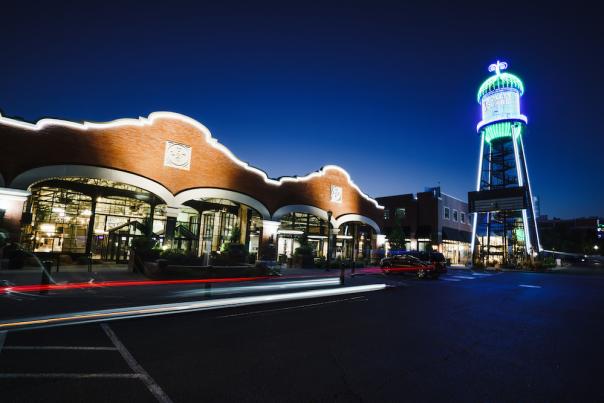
[395,208,406,219]
[444,207,450,220]
[383,209,390,220]
[461,212,466,223]
[453,210,458,222]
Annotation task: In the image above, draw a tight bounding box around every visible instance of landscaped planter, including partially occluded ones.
[142,259,270,279]
[292,254,314,268]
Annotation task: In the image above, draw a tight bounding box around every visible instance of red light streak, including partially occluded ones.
[0,266,388,295]
[0,276,270,294]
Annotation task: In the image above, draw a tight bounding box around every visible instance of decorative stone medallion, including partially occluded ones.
[164,141,191,170]
[330,185,343,203]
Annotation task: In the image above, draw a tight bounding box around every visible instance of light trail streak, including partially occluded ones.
[0,276,270,294]
[0,267,386,295]
[0,284,386,331]
[170,278,341,298]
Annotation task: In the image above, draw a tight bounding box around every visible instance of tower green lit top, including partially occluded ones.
[477,60,524,103]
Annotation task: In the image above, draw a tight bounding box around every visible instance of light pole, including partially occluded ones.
[326,210,332,271]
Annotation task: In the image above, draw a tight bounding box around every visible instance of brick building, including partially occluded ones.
[0,111,385,264]
[538,216,601,254]
[377,187,472,264]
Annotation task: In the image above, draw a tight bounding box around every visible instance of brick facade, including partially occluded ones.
[0,112,383,227]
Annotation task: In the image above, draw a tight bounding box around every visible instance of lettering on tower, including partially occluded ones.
[481,90,520,121]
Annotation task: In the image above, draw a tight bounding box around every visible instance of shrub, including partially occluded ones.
[259,244,276,260]
[159,249,184,265]
[314,256,326,268]
[0,229,8,248]
[131,237,161,262]
[542,256,556,268]
[294,234,312,256]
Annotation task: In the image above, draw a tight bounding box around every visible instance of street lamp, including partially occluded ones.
[326,210,332,271]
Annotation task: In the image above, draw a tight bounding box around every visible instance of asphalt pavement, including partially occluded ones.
[1,269,603,402]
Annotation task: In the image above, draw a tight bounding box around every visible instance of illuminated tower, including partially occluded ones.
[469,61,541,265]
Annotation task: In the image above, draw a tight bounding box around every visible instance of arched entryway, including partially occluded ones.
[334,214,381,263]
[335,222,376,261]
[176,198,265,264]
[275,211,329,263]
[20,177,167,263]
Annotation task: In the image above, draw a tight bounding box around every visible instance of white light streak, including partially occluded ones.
[171,278,341,298]
[0,284,386,331]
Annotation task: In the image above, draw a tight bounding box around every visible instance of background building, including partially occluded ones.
[0,111,385,265]
[538,216,602,254]
[468,61,541,266]
[377,187,472,264]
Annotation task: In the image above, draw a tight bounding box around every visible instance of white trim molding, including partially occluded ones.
[9,165,175,205]
[165,206,181,218]
[262,220,281,237]
[476,115,528,132]
[334,214,381,234]
[0,187,31,202]
[0,111,384,210]
[175,188,271,220]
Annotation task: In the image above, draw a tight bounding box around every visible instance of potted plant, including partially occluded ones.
[293,234,314,268]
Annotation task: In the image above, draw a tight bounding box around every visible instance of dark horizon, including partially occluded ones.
[1,1,602,219]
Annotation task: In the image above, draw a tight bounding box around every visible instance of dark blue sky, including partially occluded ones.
[1,1,602,218]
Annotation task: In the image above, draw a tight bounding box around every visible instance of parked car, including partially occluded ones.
[406,251,448,274]
[380,254,439,279]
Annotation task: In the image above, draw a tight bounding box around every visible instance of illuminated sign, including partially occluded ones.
[481,89,520,121]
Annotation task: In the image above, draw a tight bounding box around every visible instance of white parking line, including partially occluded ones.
[0,373,142,379]
[102,323,172,403]
[2,346,117,351]
[519,284,541,289]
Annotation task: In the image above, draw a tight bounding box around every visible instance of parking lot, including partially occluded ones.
[2,269,603,402]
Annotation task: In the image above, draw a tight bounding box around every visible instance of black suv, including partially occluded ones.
[405,251,447,274]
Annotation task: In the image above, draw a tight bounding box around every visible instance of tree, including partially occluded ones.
[228,226,241,244]
[294,234,312,255]
[388,216,406,252]
[221,225,241,252]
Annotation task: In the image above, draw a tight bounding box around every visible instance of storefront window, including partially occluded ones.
[278,212,327,259]
[20,178,166,262]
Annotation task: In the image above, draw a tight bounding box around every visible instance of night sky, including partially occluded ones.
[1,1,602,218]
